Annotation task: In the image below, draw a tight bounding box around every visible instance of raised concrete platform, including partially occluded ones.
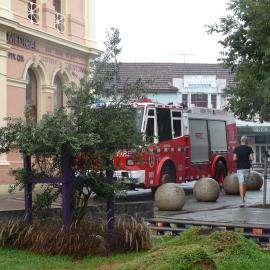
[148,181,270,242]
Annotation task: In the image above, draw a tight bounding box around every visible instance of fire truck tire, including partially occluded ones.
[160,164,176,185]
[214,161,227,185]
[151,163,176,194]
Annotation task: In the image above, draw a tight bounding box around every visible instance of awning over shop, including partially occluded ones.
[236,120,270,136]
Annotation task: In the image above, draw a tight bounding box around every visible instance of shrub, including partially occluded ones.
[0,216,151,258]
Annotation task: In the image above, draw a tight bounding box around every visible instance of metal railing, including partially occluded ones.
[27,1,40,24]
[55,12,65,33]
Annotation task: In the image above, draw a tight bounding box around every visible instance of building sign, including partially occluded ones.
[7,32,36,50]
[8,52,24,62]
[238,126,270,134]
[184,75,216,88]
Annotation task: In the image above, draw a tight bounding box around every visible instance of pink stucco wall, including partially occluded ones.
[11,0,86,46]
[3,31,89,184]
[7,85,26,118]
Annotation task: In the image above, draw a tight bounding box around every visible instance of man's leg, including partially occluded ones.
[239,183,247,202]
[237,170,245,207]
[242,169,250,203]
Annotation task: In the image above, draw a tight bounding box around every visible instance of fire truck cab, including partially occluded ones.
[114,100,238,189]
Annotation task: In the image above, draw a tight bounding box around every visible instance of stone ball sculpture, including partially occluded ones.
[155,183,185,211]
[247,171,263,190]
[193,177,220,202]
[223,173,239,195]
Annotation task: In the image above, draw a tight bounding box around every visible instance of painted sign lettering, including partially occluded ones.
[8,52,24,62]
[7,32,36,50]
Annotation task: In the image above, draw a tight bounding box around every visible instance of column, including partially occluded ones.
[188,94,191,107]
[84,0,97,48]
[0,29,10,165]
[41,85,55,115]
[207,93,212,109]
[217,93,222,109]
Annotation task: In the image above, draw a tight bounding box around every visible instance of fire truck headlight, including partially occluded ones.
[126,159,135,166]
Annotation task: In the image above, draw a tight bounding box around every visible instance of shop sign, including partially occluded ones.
[8,52,24,62]
[7,32,36,50]
[184,75,216,88]
[238,126,270,134]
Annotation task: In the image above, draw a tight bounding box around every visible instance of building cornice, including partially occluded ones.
[0,16,101,57]
[7,77,27,88]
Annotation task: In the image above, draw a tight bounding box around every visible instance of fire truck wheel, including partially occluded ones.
[214,161,227,185]
[160,164,176,185]
[151,163,176,194]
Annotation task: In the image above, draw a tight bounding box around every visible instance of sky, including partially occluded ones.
[95,0,230,63]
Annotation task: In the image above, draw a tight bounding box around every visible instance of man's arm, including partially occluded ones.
[249,153,254,161]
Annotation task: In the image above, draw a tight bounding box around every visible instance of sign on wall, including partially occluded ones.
[184,75,216,88]
[6,32,36,50]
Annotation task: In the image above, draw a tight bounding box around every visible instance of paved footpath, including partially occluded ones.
[154,181,270,228]
[0,184,61,211]
[1,181,270,227]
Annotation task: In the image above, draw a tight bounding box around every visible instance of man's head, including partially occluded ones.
[240,136,248,145]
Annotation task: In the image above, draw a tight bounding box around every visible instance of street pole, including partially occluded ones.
[263,150,268,208]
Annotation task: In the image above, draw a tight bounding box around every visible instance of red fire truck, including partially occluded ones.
[113,100,238,190]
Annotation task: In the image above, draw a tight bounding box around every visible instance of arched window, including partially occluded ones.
[26,69,37,120]
[53,75,63,111]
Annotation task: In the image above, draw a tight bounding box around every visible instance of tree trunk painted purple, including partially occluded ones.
[106,168,115,247]
[61,145,72,229]
[23,155,32,225]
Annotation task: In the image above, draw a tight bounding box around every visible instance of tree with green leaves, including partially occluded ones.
[208,0,270,121]
[0,28,148,225]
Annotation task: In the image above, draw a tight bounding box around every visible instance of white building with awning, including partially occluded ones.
[237,120,270,167]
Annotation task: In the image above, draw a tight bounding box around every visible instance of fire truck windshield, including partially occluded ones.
[132,108,144,132]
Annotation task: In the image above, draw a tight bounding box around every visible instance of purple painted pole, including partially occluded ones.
[107,194,115,245]
[106,168,115,247]
[23,155,32,225]
[61,144,72,230]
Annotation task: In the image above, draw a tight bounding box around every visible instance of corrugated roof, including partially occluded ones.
[117,62,235,93]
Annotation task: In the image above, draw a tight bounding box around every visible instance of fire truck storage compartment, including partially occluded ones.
[189,119,209,163]
[208,120,227,152]
[189,119,228,163]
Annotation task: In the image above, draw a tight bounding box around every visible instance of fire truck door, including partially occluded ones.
[170,110,186,182]
[145,108,158,144]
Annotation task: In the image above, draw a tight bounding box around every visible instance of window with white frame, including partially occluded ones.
[191,94,208,108]
[28,0,39,24]
[53,0,65,32]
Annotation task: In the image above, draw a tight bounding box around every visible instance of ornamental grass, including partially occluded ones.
[0,215,151,258]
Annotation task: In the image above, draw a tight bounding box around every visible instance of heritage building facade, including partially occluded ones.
[0,0,99,183]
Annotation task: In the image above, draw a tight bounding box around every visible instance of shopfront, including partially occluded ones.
[237,124,270,171]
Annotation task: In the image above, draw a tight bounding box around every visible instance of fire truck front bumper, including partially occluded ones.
[113,170,145,185]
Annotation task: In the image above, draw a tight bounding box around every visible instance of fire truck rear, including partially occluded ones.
[113,100,238,190]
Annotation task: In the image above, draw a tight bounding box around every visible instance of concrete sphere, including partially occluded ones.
[247,171,263,190]
[193,178,220,202]
[223,173,239,195]
[155,183,185,211]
